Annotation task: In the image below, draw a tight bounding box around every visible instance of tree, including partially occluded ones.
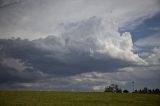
[104,84,122,93]
[131,88,160,94]
[148,89,152,93]
[134,90,138,93]
[155,88,160,93]
[105,86,114,92]
[139,89,142,93]
[123,90,129,93]
[142,87,148,93]
[132,81,135,92]
[116,89,122,93]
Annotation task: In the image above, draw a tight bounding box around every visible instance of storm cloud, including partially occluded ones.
[0,0,160,91]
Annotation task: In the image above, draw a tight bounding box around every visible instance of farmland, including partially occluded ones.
[0,91,160,106]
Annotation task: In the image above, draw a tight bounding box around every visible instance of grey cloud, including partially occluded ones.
[0,39,49,84]
[36,17,146,65]
[134,32,160,65]
[135,32,160,47]
[0,36,159,90]
[145,47,160,65]
[0,56,32,72]
[0,0,159,39]
[68,65,160,91]
[18,64,160,91]
[0,64,45,84]
[0,16,147,87]
[0,16,158,91]
[0,0,159,91]
[0,0,23,9]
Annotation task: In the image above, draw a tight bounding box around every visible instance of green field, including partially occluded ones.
[0,91,160,106]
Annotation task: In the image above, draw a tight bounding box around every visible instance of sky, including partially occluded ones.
[0,0,160,91]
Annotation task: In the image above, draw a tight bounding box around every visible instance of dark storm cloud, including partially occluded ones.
[0,0,23,9]
[0,38,49,84]
[0,16,147,86]
[0,64,42,84]
[0,8,159,90]
[0,37,132,77]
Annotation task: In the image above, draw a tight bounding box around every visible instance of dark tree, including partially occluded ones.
[116,89,122,93]
[123,90,129,93]
[134,90,138,93]
[155,88,160,93]
[139,89,142,93]
[105,86,114,92]
[104,84,122,93]
[142,87,148,93]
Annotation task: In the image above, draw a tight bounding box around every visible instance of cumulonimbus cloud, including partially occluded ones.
[35,16,146,65]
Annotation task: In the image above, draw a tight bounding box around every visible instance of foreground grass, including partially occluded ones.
[0,91,160,106]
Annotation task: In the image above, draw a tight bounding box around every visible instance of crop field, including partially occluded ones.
[0,91,160,106]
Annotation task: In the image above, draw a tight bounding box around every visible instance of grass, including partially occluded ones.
[0,91,160,106]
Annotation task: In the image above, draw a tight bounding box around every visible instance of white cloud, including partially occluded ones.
[0,0,159,39]
[68,65,160,91]
[0,56,32,72]
[92,86,105,91]
[146,47,160,65]
[35,16,146,65]
[118,67,134,72]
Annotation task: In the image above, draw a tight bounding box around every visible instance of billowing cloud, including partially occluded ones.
[0,0,159,91]
[145,47,160,65]
[0,17,143,75]
[1,15,156,91]
[35,17,146,65]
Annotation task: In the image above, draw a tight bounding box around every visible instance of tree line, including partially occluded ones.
[104,84,160,94]
[133,87,160,94]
